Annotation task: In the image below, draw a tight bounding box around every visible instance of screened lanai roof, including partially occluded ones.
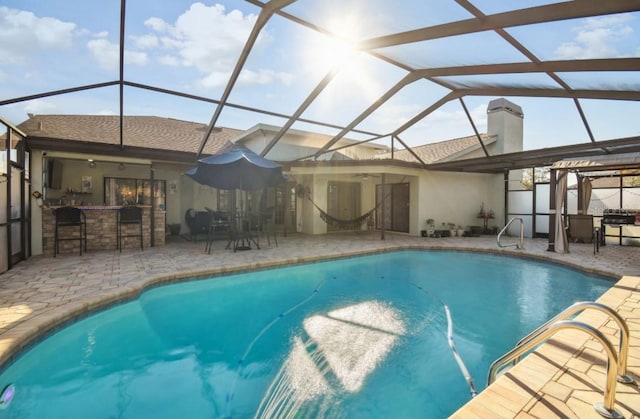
[1,0,639,172]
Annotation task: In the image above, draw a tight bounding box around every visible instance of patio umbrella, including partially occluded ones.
[185,147,284,191]
[186,147,285,249]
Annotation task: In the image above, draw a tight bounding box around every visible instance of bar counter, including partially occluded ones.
[42,205,165,256]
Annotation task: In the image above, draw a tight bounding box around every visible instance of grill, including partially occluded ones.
[602,209,640,225]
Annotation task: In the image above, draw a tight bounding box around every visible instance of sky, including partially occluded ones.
[0,0,639,151]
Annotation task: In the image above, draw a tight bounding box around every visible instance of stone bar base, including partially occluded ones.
[42,206,165,256]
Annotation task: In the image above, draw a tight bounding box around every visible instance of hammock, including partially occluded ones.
[307,195,386,230]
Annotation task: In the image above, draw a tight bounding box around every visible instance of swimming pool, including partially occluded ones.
[0,250,611,418]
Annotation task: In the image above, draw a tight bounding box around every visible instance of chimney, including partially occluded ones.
[487,98,523,154]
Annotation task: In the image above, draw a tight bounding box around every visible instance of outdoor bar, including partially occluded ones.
[41,205,165,256]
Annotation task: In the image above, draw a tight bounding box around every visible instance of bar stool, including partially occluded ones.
[54,206,86,257]
[117,206,143,252]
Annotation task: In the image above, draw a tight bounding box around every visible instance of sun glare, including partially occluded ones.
[303,32,359,76]
[0,304,33,328]
[299,17,381,107]
[300,14,369,76]
[255,301,406,417]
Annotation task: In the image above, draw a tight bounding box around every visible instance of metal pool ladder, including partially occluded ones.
[497,217,524,249]
[487,301,634,419]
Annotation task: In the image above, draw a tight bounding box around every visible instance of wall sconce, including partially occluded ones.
[118,163,125,171]
[32,190,43,208]
[88,159,96,169]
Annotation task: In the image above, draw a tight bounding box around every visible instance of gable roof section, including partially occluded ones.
[235,123,387,150]
[18,115,241,156]
[380,134,493,164]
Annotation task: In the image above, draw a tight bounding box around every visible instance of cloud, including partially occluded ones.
[158,55,180,66]
[142,2,290,88]
[365,101,488,146]
[238,69,295,86]
[23,99,58,115]
[371,103,422,129]
[371,102,487,135]
[414,105,487,139]
[199,71,229,89]
[0,6,75,65]
[145,17,170,33]
[130,34,159,49]
[554,14,637,59]
[126,50,149,66]
[87,38,148,70]
[199,68,294,89]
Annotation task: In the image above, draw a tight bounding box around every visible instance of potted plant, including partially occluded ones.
[477,202,495,234]
[440,222,450,237]
[457,224,466,237]
[447,222,457,237]
[423,219,435,237]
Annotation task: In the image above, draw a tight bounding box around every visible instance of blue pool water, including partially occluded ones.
[0,250,611,418]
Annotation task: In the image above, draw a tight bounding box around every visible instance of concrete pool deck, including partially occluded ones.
[0,232,638,418]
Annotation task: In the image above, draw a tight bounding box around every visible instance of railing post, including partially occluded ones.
[497,217,524,249]
[488,320,623,419]
[515,301,634,385]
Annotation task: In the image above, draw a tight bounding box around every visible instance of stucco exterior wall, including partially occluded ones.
[152,162,191,227]
[417,171,504,233]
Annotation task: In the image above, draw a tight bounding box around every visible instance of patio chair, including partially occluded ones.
[568,215,594,244]
[205,209,230,254]
[185,209,210,241]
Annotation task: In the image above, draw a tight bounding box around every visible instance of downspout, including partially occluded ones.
[5,130,12,269]
[380,173,385,240]
[503,171,508,228]
[150,166,155,247]
[547,169,557,252]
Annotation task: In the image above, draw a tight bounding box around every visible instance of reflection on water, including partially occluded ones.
[256,301,406,418]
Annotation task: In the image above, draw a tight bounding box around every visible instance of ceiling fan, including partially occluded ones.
[352,173,380,181]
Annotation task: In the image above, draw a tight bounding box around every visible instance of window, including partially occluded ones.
[327,181,361,231]
[104,177,166,209]
[217,189,230,211]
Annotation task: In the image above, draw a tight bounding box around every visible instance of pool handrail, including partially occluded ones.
[497,217,524,249]
[487,320,623,419]
[515,301,634,385]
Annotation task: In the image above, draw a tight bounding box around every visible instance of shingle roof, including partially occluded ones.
[17,115,241,156]
[380,134,491,164]
[16,114,492,164]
